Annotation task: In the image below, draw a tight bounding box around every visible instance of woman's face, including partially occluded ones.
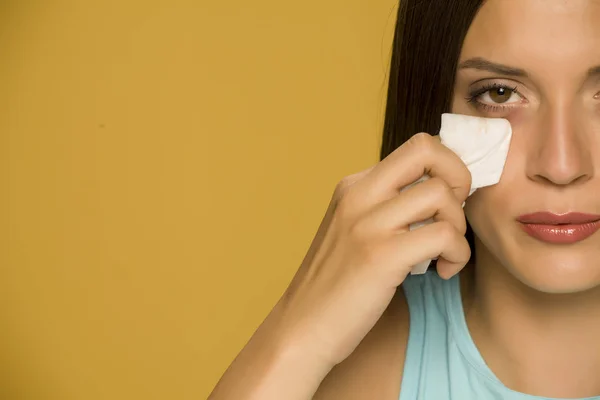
[453,0,600,293]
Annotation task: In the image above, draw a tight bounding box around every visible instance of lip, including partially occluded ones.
[517,212,600,244]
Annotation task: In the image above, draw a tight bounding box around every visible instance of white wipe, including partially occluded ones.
[405,113,512,275]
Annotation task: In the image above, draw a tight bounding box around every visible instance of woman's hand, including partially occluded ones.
[208,132,472,400]
[275,132,472,368]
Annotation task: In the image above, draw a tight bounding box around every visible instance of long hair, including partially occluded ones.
[380,0,486,262]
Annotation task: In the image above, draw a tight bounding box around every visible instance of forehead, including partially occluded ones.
[460,0,600,74]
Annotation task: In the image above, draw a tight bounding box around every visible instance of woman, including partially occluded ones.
[209,0,600,398]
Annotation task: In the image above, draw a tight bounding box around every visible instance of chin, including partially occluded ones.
[507,251,600,294]
[474,223,600,295]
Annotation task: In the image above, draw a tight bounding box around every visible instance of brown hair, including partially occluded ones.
[380,0,486,262]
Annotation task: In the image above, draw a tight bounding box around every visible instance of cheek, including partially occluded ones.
[501,108,527,127]
[450,98,529,220]
[463,132,528,225]
[464,186,505,224]
[463,183,512,256]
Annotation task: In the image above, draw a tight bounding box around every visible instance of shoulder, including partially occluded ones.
[312,286,410,400]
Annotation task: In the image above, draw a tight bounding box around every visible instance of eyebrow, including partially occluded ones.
[587,65,600,80]
[459,57,600,82]
[458,57,528,77]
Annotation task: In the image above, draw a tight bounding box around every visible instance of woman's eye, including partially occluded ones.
[479,87,522,105]
[466,84,527,112]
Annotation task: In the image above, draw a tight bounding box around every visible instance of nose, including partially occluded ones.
[526,101,594,187]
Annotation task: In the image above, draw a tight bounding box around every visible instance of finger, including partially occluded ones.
[380,221,471,284]
[357,132,471,206]
[353,176,466,237]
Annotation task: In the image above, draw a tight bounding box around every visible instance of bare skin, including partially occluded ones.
[208,131,472,400]
[209,0,600,398]
[454,0,600,396]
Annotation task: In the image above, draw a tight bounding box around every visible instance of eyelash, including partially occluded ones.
[465,83,522,112]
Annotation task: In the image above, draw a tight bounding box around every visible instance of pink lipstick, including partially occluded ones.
[517,212,600,244]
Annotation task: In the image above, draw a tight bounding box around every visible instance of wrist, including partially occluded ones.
[249,336,332,400]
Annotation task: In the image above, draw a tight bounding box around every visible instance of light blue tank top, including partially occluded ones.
[399,270,600,400]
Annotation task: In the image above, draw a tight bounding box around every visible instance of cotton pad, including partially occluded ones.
[404,113,513,275]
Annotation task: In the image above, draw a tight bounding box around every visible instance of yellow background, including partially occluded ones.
[2,0,397,398]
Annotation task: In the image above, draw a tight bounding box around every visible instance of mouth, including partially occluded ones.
[516,212,600,244]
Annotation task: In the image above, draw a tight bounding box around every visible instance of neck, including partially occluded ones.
[462,242,600,398]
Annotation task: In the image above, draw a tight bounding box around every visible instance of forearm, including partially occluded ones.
[208,308,333,400]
